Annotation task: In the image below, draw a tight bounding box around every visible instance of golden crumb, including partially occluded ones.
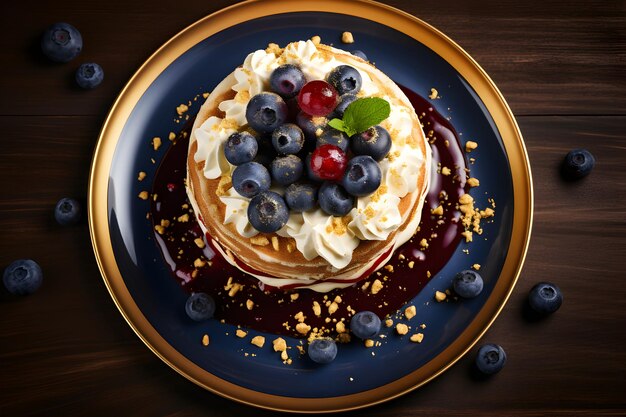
[419,238,429,249]
[431,205,444,216]
[295,323,311,335]
[265,42,282,54]
[310,35,321,45]
[384,264,394,273]
[461,230,473,242]
[341,31,354,43]
[396,323,409,335]
[312,301,322,317]
[334,295,342,304]
[202,334,210,346]
[410,333,424,343]
[364,339,375,348]
[408,261,415,269]
[194,238,205,248]
[177,213,189,222]
[467,177,480,187]
[286,242,295,253]
[480,207,495,218]
[398,253,406,260]
[246,299,254,310]
[472,264,481,271]
[176,104,189,116]
[168,132,176,141]
[429,88,439,99]
[138,191,149,200]
[152,137,162,151]
[385,318,393,328]
[202,92,209,99]
[465,141,478,152]
[228,283,243,297]
[371,279,383,295]
[137,171,146,181]
[404,305,417,320]
[250,235,270,246]
[236,329,247,338]
[459,193,474,205]
[294,311,306,323]
[154,225,165,235]
[441,166,451,176]
[336,321,346,333]
[251,335,265,348]
[290,293,299,301]
[273,337,287,352]
[193,258,206,268]
[435,291,447,302]
[328,302,339,315]
[271,236,280,251]
[281,350,289,361]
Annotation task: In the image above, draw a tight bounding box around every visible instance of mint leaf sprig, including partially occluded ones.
[328,97,391,137]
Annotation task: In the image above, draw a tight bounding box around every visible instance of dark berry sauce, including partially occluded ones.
[151,87,467,338]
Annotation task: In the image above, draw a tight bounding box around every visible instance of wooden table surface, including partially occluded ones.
[2,0,625,415]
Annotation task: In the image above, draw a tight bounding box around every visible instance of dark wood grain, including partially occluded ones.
[1,0,625,415]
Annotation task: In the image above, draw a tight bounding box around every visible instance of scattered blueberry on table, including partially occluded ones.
[308,337,338,364]
[528,282,563,315]
[75,63,104,89]
[185,293,216,321]
[562,148,595,179]
[475,343,507,375]
[3,259,43,296]
[41,22,82,62]
[453,270,484,299]
[54,197,81,225]
[350,311,382,340]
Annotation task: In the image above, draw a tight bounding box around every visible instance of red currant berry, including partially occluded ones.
[310,144,347,181]
[297,80,338,116]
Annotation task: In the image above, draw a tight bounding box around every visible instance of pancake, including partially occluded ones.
[186,40,431,292]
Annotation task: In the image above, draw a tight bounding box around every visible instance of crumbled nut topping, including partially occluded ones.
[152,137,162,151]
[431,205,444,216]
[465,141,478,152]
[472,264,481,271]
[271,236,280,251]
[250,235,270,246]
[273,337,287,352]
[295,322,311,335]
[177,213,189,222]
[312,301,322,317]
[168,132,176,141]
[364,339,375,348]
[246,299,254,310]
[396,323,409,335]
[137,171,146,181]
[441,166,451,176]
[341,31,354,43]
[236,329,247,338]
[193,258,206,268]
[429,88,439,99]
[404,305,417,320]
[251,336,265,348]
[176,104,189,115]
[385,318,394,328]
[419,238,429,249]
[193,237,205,248]
[371,279,383,295]
[336,321,346,333]
[408,261,415,269]
[410,333,424,343]
[467,177,480,187]
[138,191,149,200]
[435,291,447,302]
[202,334,210,346]
[310,35,321,45]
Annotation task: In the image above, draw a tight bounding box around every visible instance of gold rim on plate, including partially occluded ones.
[88,0,533,413]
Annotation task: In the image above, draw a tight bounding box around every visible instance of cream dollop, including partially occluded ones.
[348,193,402,241]
[194,116,237,179]
[220,187,258,238]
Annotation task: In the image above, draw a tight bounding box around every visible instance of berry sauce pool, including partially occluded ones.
[151,87,467,338]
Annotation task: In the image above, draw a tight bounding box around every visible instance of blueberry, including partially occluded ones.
[350,125,392,161]
[270,155,303,186]
[246,92,288,133]
[296,111,327,143]
[54,197,81,225]
[232,162,271,198]
[41,22,82,62]
[247,191,289,233]
[253,134,277,167]
[224,132,258,165]
[271,123,304,155]
[317,127,350,152]
[326,65,362,95]
[341,155,382,197]
[185,293,216,321]
[475,344,506,375]
[528,282,563,315]
[285,183,318,212]
[308,337,338,364]
[270,64,306,99]
[350,311,382,339]
[75,63,104,89]
[329,93,357,120]
[453,270,484,298]
[318,182,354,216]
[562,149,595,179]
[3,259,43,296]
[351,50,368,61]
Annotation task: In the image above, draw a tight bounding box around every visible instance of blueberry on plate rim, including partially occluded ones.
[3,259,43,296]
[528,282,563,315]
[54,197,81,225]
[41,22,82,62]
[185,293,216,321]
[308,337,338,364]
[350,310,382,339]
[475,343,506,375]
[75,63,104,89]
[452,270,484,298]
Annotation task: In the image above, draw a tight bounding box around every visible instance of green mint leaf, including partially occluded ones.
[342,97,391,134]
[328,118,356,137]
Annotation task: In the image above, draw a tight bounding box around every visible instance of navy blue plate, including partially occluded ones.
[90,1,532,412]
